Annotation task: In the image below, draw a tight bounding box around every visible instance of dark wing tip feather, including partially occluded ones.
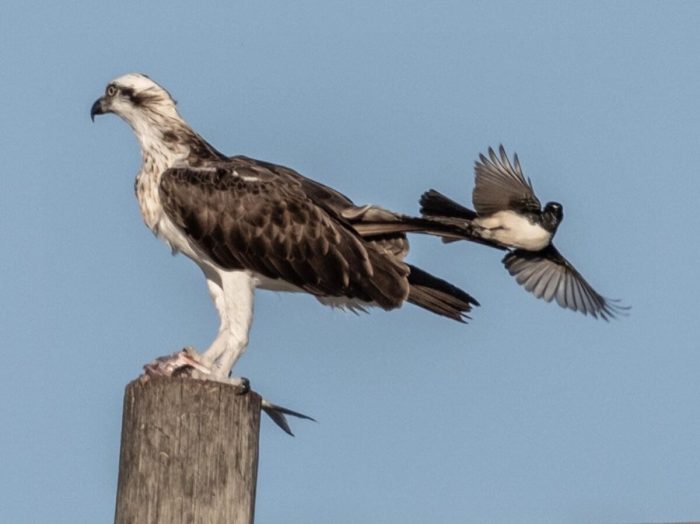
[595,299,631,322]
[406,264,478,323]
[498,144,509,166]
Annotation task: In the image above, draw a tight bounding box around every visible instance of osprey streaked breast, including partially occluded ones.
[91,73,477,387]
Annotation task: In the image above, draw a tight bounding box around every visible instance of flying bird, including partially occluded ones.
[91,73,478,427]
[420,145,627,320]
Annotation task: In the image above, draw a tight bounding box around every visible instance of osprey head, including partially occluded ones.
[90,73,179,124]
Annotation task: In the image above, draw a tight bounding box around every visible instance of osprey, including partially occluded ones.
[420,145,627,320]
[91,73,477,397]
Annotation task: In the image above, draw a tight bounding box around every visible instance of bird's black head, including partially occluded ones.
[542,201,563,233]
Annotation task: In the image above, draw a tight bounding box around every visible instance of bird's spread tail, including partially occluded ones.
[406,264,479,322]
[419,189,478,220]
[417,189,506,249]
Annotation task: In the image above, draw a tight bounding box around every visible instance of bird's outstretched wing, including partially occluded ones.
[159,158,409,309]
[502,245,627,320]
[473,145,541,216]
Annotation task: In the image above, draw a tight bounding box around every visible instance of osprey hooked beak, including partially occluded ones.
[90,96,107,122]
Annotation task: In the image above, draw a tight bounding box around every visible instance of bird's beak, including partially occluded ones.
[90,96,106,122]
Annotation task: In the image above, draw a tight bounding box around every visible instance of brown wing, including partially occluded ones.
[159,160,409,309]
[230,155,357,212]
[230,156,454,259]
[473,145,541,216]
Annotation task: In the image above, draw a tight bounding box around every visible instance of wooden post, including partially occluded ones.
[114,377,261,524]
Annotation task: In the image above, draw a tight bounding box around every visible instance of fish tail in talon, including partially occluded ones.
[261,399,316,436]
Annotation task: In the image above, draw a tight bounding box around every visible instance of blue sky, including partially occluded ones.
[2,2,699,522]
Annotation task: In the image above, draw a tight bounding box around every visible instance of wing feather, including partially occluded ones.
[159,159,409,309]
[473,145,541,215]
[503,245,627,320]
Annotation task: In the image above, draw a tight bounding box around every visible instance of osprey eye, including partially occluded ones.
[106,85,118,97]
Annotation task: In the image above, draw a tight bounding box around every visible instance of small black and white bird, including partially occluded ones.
[420,145,627,320]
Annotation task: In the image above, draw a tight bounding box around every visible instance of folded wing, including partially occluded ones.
[159,159,410,310]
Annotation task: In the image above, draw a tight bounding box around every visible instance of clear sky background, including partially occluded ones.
[1,2,698,523]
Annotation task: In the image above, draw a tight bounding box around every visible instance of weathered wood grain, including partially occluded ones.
[114,377,261,524]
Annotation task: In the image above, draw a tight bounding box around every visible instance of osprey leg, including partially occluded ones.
[201,269,256,378]
[200,276,232,366]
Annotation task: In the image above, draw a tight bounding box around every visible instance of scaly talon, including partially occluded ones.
[235,377,250,394]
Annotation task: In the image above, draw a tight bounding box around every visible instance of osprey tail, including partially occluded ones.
[406,264,478,322]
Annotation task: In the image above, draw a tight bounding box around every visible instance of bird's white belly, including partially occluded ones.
[475,210,550,251]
